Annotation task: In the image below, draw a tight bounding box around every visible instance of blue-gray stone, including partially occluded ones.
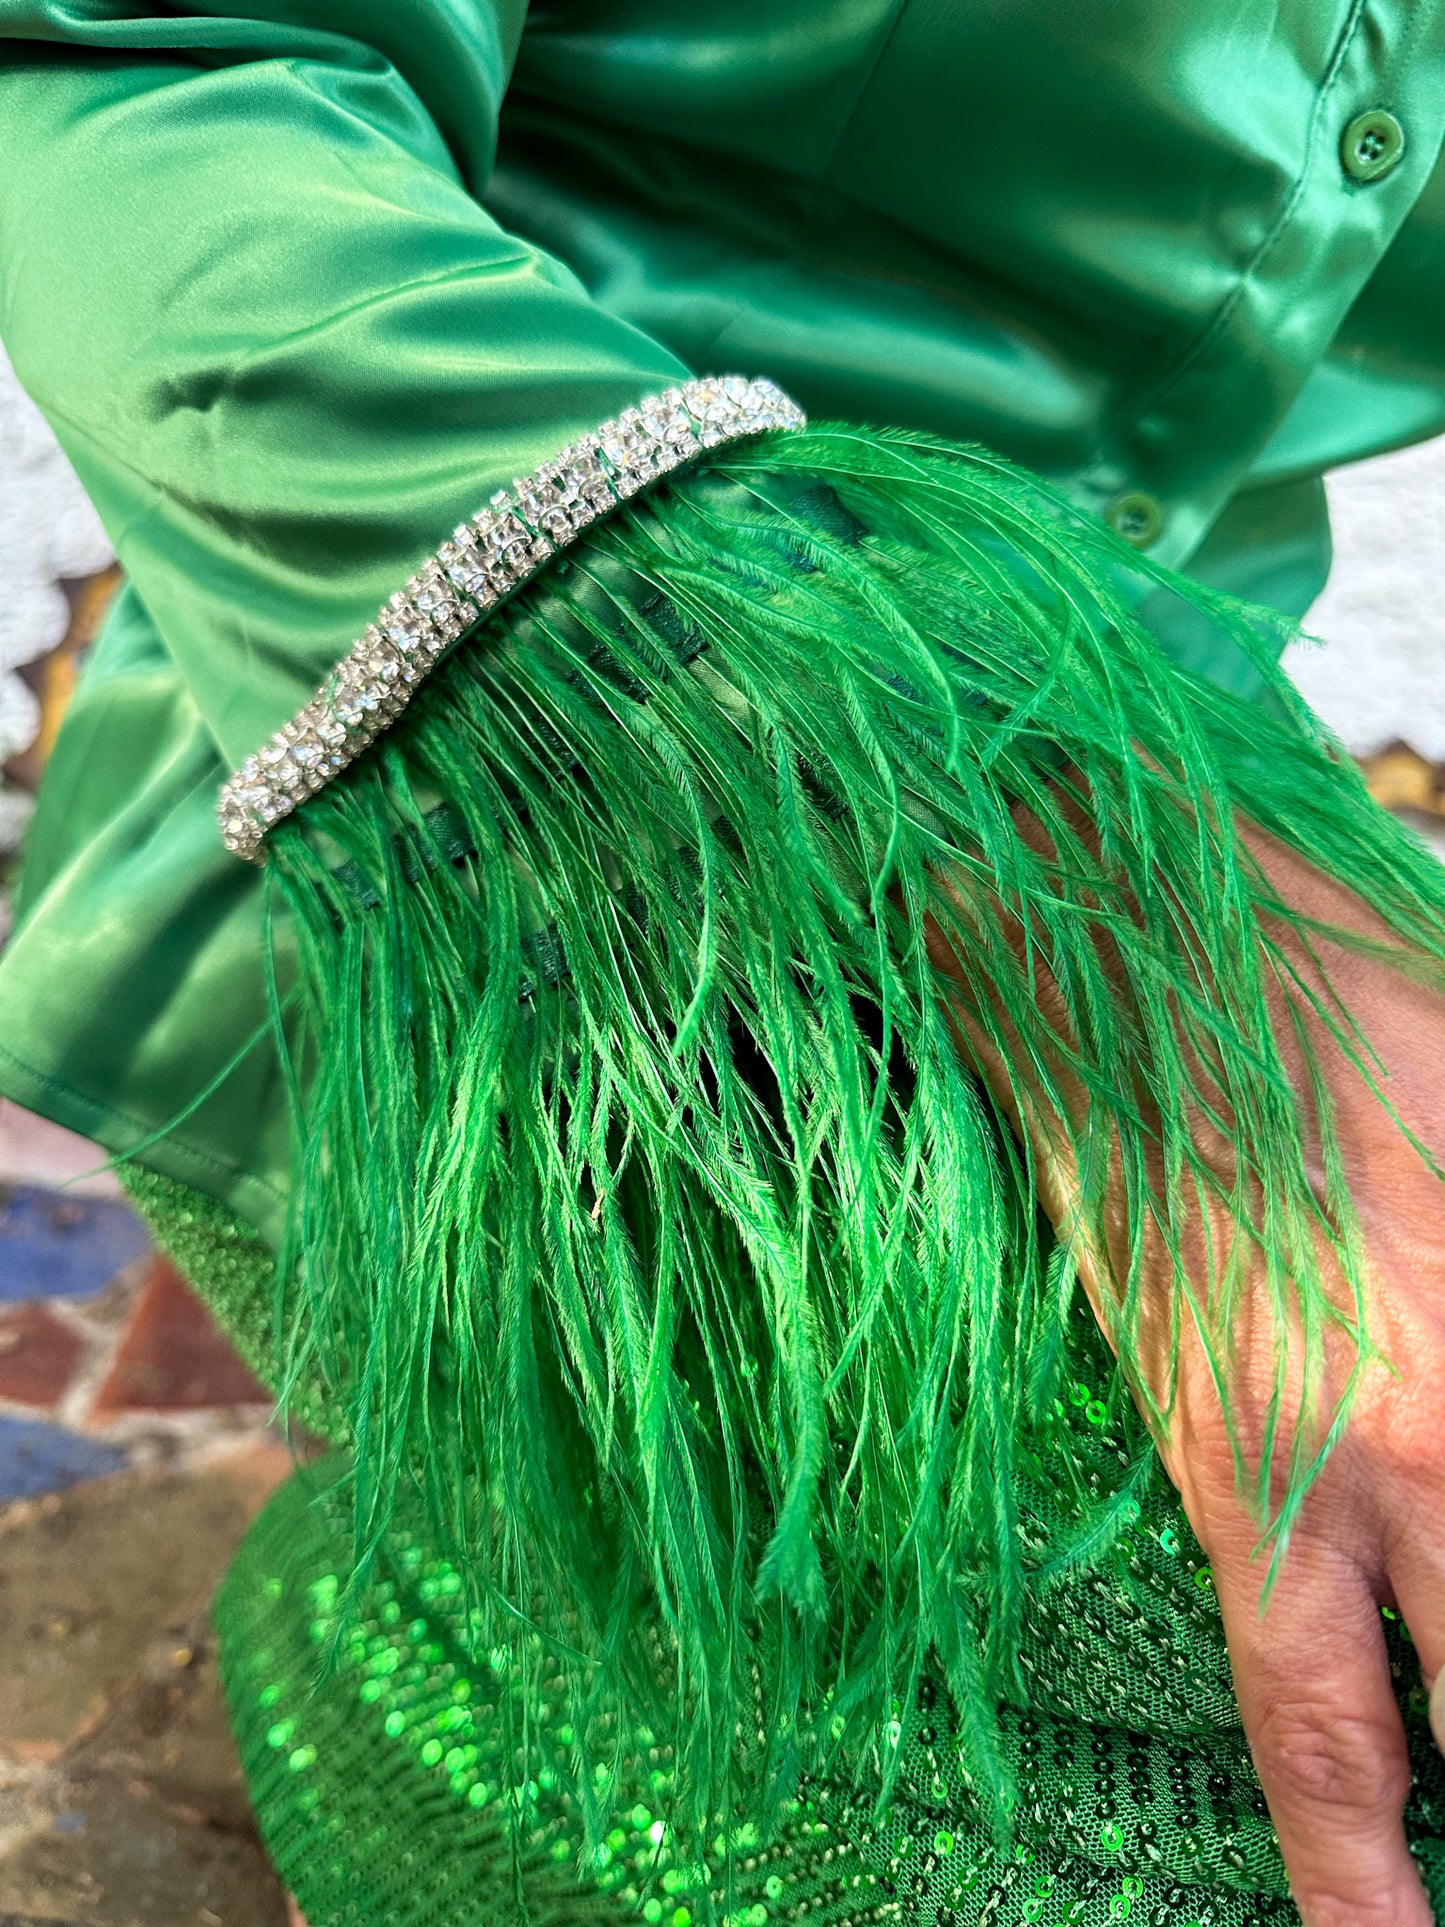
[0,1183,151,1302]
[0,1414,128,1500]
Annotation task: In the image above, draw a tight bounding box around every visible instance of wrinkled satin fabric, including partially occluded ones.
[0,0,1441,1243]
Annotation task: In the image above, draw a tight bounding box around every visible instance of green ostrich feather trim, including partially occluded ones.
[259,424,1445,1846]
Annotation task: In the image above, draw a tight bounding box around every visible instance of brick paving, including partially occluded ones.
[0,1186,150,1305]
[89,1260,268,1422]
[0,1104,290,1925]
[0,1305,84,1410]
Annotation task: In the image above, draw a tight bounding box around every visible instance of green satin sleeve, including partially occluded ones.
[0,578,295,1239]
[1,0,1441,1249]
[0,3,688,769]
[0,1,690,1236]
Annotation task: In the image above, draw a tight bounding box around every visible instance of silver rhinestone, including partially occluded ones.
[443,545,492,601]
[413,570,468,622]
[381,600,427,652]
[684,379,728,425]
[220,375,804,858]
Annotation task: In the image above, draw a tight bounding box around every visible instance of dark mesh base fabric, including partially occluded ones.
[124,1170,1445,1925]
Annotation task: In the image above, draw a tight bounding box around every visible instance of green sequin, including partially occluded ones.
[132,1165,1439,1927]
[217,1396,1445,1927]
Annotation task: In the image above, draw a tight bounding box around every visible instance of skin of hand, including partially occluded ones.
[932,822,1445,1927]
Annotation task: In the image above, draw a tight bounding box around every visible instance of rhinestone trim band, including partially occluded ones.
[217,375,805,860]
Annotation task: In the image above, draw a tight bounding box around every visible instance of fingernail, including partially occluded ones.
[1431,1669,1445,1757]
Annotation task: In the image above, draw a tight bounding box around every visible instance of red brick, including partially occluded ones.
[89,1258,270,1418]
[0,1302,85,1409]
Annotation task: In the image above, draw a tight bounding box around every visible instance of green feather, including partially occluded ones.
[263,424,1445,1852]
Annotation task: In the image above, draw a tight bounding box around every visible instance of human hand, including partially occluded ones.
[936,823,1445,1926]
[1150,832,1445,1926]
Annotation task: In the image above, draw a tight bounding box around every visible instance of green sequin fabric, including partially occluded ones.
[119,1166,343,1446]
[126,1172,1445,1927]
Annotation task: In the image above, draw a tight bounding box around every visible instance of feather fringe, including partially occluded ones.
[264,424,1445,1851]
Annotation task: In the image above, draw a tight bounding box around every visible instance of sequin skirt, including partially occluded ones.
[122,1168,1445,1926]
[217,1416,1445,1925]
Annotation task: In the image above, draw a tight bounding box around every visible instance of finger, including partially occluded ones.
[1386,1550,1445,1757]
[1215,1544,1431,1927]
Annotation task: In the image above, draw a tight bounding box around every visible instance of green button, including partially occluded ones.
[1106,491,1163,548]
[1340,109,1406,183]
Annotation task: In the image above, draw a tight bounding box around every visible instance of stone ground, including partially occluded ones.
[0,1100,293,1926]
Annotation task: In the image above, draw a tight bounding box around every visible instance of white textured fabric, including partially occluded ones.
[1287,434,1445,759]
[0,673,38,769]
[0,338,114,762]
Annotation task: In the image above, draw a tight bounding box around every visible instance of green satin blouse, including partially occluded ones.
[0,0,1442,1244]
